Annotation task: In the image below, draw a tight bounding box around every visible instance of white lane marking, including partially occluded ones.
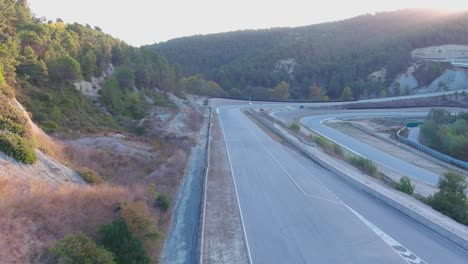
[219,111,254,264]
[216,107,219,114]
[245,122,342,205]
[346,205,427,264]
[244,112,428,264]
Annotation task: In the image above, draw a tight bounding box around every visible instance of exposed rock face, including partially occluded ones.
[412,45,468,60]
[275,58,296,78]
[390,65,419,93]
[416,69,468,94]
[73,64,114,98]
[369,68,387,83]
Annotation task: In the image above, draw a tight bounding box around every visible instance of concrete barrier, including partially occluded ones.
[247,109,468,251]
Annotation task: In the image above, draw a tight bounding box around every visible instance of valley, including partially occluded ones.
[1,1,468,263]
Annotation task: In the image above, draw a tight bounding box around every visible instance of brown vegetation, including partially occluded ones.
[0,177,143,263]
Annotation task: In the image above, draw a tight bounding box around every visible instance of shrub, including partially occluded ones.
[0,116,27,135]
[427,171,468,225]
[332,143,344,157]
[155,194,170,212]
[0,131,37,164]
[100,219,150,264]
[0,83,15,98]
[44,232,116,264]
[120,201,161,242]
[348,155,379,178]
[77,167,106,185]
[289,122,301,133]
[43,120,59,133]
[313,135,330,149]
[312,135,344,157]
[395,176,415,195]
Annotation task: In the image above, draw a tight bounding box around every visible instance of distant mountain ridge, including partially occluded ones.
[150,9,468,100]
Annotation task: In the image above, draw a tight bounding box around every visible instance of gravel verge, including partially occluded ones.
[201,111,249,264]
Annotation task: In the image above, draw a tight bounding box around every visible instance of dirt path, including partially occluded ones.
[202,112,249,264]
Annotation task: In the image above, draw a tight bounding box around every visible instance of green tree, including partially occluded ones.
[427,108,453,124]
[16,46,48,85]
[428,171,468,224]
[307,84,325,100]
[0,63,5,86]
[48,55,82,85]
[271,81,290,100]
[46,232,116,264]
[340,86,354,101]
[394,176,415,195]
[420,120,440,148]
[100,219,150,264]
[114,67,135,89]
[81,50,97,80]
[101,77,124,113]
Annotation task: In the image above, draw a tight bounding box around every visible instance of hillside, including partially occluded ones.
[150,9,468,100]
[0,1,207,263]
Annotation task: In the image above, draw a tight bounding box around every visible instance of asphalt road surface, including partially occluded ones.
[218,105,468,264]
[300,112,441,187]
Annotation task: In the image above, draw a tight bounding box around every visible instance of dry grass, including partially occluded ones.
[11,98,68,164]
[63,136,190,260]
[187,107,203,132]
[33,131,67,164]
[64,137,189,194]
[0,177,143,263]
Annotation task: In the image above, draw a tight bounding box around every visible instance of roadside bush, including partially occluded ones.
[100,219,150,264]
[394,176,415,195]
[77,167,106,185]
[427,171,468,225]
[348,155,379,178]
[0,131,36,164]
[289,122,301,133]
[120,201,161,242]
[313,135,330,149]
[312,135,344,157]
[332,143,344,157]
[44,232,116,264]
[155,194,170,212]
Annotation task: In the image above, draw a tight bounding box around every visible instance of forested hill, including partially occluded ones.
[0,0,180,134]
[150,9,468,100]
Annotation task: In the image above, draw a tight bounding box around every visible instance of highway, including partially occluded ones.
[217,105,468,264]
[299,112,441,187]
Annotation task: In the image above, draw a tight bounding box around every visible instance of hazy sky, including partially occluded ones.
[29,0,468,46]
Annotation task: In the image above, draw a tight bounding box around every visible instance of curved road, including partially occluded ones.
[300,112,441,186]
[214,105,468,263]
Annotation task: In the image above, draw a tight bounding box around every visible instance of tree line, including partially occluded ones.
[151,9,468,100]
[0,0,184,133]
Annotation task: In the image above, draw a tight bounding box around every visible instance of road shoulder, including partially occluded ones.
[201,111,249,264]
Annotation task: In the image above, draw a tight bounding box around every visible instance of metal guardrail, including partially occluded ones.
[396,128,468,170]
